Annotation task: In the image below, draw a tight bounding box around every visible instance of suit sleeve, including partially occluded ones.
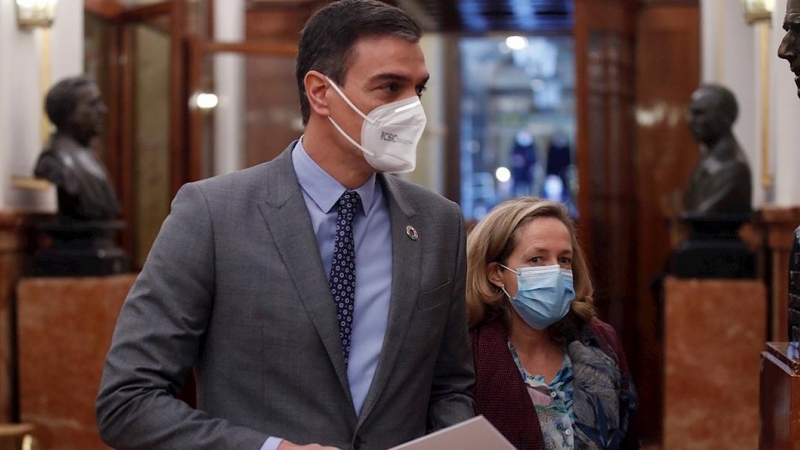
[96,183,268,450]
[426,204,476,431]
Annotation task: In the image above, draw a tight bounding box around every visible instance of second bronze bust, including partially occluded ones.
[34,75,120,221]
[682,84,752,215]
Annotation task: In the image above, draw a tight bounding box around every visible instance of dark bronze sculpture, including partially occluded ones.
[682,84,752,215]
[666,85,756,279]
[779,0,800,99]
[34,75,120,221]
[779,0,800,343]
[31,76,128,276]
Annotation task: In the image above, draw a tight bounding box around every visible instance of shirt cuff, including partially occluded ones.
[260,436,284,450]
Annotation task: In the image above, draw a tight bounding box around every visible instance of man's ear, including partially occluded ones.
[487,262,505,289]
[304,70,331,118]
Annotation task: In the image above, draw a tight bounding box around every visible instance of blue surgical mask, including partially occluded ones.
[499,264,575,330]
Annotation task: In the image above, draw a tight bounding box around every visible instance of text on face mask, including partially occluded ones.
[380,131,412,145]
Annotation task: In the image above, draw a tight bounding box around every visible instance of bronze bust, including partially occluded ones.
[779,0,800,98]
[34,76,120,221]
[779,0,800,343]
[31,76,129,276]
[682,84,752,215]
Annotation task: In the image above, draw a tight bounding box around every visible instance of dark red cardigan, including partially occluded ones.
[470,317,636,450]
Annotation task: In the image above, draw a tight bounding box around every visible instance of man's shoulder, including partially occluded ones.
[191,162,272,189]
[187,151,292,196]
[171,151,297,216]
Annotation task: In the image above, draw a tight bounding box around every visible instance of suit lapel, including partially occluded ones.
[357,174,421,426]
[257,146,354,409]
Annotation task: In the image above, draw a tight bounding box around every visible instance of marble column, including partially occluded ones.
[17,275,136,450]
[663,277,766,449]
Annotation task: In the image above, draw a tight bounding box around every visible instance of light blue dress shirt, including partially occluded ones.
[262,140,393,450]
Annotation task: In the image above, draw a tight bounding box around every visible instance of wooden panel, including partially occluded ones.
[84,0,125,20]
[575,8,641,440]
[242,6,313,167]
[575,0,636,334]
[244,54,302,167]
[759,207,800,341]
[0,213,32,424]
[120,1,172,22]
[170,0,188,195]
[633,3,699,443]
[203,41,297,55]
[576,0,688,445]
[443,34,461,203]
[245,3,321,42]
[134,24,172,269]
[120,26,138,268]
[759,343,800,450]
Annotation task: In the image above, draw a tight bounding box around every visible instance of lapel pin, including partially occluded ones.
[406,225,419,241]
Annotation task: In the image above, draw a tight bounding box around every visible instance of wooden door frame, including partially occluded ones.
[85,0,186,267]
[185,39,298,181]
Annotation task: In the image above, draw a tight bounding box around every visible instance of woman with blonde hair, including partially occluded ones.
[467,197,638,450]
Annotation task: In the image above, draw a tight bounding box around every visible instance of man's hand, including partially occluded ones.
[278,441,341,450]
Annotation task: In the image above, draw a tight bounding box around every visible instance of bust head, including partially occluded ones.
[45,76,107,147]
[779,0,800,98]
[688,84,738,146]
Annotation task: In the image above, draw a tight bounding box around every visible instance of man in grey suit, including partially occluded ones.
[96,1,475,449]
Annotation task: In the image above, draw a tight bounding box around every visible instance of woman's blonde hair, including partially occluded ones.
[466,197,595,334]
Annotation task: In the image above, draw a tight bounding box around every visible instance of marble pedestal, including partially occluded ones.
[16,275,135,450]
[663,277,766,450]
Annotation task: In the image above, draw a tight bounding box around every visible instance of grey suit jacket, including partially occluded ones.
[96,145,475,450]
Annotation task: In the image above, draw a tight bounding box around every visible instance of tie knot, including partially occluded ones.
[337,190,361,217]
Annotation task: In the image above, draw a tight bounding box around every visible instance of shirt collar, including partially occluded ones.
[292,137,376,215]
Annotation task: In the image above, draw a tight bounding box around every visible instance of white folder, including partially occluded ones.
[389,415,516,450]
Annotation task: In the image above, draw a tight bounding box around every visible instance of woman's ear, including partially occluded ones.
[487,262,506,289]
[304,70,330,118]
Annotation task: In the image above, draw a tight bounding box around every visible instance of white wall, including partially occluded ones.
[401,34,446,195]
[700,0,762,205]
[701,0,800,207]
[0,0,82,210]
[51,0,83,82]
[212,0,245,176]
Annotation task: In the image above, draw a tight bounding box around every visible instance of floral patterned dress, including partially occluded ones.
[509,340,575,450]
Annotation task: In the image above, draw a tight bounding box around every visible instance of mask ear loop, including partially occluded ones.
[325,76,374,124]
[324,76,381,158]
[327,116,378,157]
[498,263,519,275]
[500,284,513,300]
[495,264,516,300]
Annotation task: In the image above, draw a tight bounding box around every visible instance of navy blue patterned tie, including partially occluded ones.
[330,190,360,365]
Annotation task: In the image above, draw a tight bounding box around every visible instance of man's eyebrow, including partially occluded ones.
[368,73,430,85]
[369,73,411,83]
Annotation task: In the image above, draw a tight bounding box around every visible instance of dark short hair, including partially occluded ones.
[699,83,739,124]
[296,0,422,124]
[45,75,95,129]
